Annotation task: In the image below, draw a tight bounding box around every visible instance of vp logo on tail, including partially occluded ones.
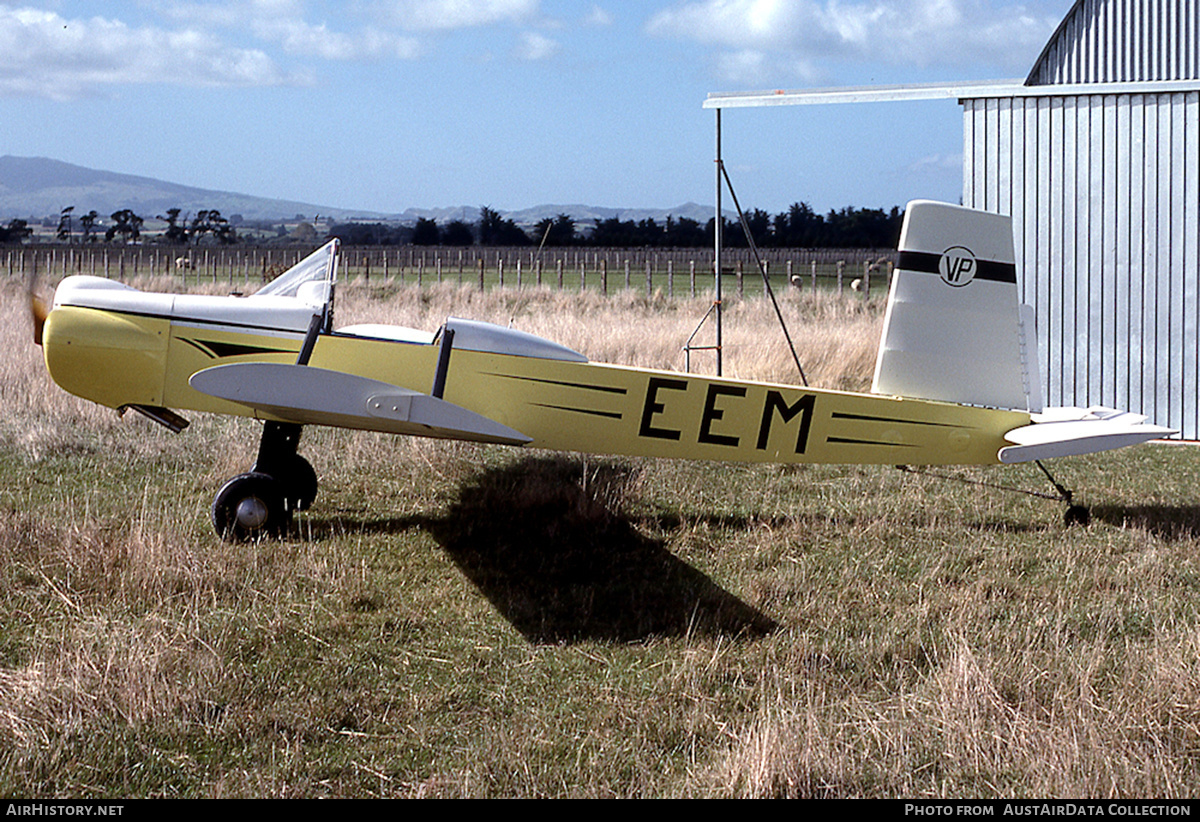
[938,246,977,287]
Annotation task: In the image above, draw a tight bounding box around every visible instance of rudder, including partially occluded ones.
[871,201,1039,412]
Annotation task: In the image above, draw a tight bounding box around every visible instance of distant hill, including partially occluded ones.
[0,155,718,227]
[0,156,387,223]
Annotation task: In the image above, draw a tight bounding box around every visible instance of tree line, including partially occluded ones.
[44,206,237,245]
[2,202,905,249]
[0,206,240,245]
[330,203,903,249]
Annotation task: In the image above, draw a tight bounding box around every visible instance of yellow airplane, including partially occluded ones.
[33,201,1173,540]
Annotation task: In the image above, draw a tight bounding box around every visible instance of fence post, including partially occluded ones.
[811,260,817,291]
[556,259,563,289]
[601,259,607,295]
[645,260,652,295]
[516,259,522,288]
[837,260,844,294]
[478,258,485,291]
[736,260,743,298]
[624,259,630,291]
[689,260,696,297]
[667,260,674,297]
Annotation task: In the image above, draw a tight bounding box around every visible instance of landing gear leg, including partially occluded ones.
[211,421,319,541]
[252,422,318,512]
[1035,460,1090,527]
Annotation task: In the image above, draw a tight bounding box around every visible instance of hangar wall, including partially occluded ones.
[962,0,1200,437]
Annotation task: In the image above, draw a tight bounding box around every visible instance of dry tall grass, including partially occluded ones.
[3,275,1200,797]
[330,280,882,390]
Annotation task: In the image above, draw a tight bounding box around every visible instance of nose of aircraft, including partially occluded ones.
[41,297,170,410]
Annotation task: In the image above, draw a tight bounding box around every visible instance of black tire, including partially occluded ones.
[212,472,289,542]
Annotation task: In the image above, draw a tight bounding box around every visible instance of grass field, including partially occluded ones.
[2,278,1200,797]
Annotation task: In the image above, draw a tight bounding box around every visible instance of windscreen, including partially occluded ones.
[253,239,339,300]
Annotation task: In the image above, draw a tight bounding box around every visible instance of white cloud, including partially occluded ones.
[384,0,540,31]
[252,18,422,60]
[646,0,1062,82]
[583,5,613,26]
[715,48,822,84]
[150,1,559,68]
[514,31,560,60]
[909,152,964,173]
[714,49,768,84]
[151,0,306,31]
[0,6,293,99]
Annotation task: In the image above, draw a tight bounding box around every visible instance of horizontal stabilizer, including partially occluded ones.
[189,363,531,446]
[998,406,1175,464]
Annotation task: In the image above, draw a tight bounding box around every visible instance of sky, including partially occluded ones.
[0,0,1076,217]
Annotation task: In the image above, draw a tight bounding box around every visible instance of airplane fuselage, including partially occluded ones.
[43,302,1029,466]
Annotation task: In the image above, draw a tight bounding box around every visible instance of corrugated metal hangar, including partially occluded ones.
[707,0,1200,438]
[963,0,1200,438]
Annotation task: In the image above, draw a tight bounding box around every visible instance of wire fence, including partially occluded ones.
[5,243,898,299]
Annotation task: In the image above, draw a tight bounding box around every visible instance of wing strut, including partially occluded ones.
[431,327,455,399]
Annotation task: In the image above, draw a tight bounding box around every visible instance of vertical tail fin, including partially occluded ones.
[872,201,1039,412]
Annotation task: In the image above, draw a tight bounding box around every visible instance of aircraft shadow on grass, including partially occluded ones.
[1090,504,1200,541]
[423,456,778,644]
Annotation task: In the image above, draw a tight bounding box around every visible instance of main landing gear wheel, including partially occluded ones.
[212,472,288,542]
[211,422,318,542]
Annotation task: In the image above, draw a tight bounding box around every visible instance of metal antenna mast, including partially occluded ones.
[713,108,723,376]
[685,109,724,376]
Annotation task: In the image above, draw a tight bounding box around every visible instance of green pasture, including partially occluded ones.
[1,410,1198,797]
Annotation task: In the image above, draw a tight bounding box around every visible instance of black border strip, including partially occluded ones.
[191,339,296,359]
[180,338,217,358]
[487,372,628,395]
[827,437,916,448]
[897,250,1016,283]
[67,306,310,336]
[531,403,623,420]
[830,411,968,429]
